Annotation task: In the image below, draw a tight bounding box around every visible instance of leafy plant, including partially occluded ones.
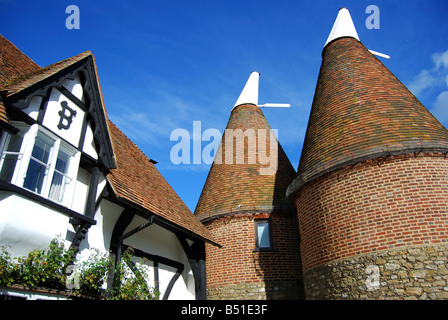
[0,238,159,300]
[6,237,74,289]
[108,247,159,300]
[74,248,113,296]
[0,246,14,287]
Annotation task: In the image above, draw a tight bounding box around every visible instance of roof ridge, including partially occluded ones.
[4,51,92,94]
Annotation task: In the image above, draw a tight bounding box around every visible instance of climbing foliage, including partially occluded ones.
[0,237,158,300]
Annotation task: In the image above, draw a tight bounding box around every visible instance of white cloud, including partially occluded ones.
[431,91,448,124]
[110,111,170,147]
[408,50,448,97]
[408,69,436,96]
[407,50,448,126]
[432,51,448,70]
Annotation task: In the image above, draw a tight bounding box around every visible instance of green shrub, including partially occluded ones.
[0,238,159,300]
[108,247,159,300]
[0,246,14,287]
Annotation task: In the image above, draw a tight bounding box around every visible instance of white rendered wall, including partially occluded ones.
[83,199,123,253]
[85,200,196,300]
[70,167,90,214]
[122,215,195,300]
[21,96,42,120]
[82,124,98,160]
[0,192,70,258]
[62,75,84,101]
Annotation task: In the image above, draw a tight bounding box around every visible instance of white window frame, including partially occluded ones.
[254,219,273,251]
[0,128,26,184]
[0,123,80,207]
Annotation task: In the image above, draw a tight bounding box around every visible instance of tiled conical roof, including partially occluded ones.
[194,73,296,221]
[287,9,448,197]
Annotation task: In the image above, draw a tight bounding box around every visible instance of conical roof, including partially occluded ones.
[194,73,296,221]
[287,9,448,197]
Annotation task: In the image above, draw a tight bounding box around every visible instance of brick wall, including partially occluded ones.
[296,152,448,273]
[204,210,304,299]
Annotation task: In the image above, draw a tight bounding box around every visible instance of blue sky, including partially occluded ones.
[1,1,448,212]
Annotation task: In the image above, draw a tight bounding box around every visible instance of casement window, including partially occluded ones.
[0,123,80,207]
[254,219,273,251]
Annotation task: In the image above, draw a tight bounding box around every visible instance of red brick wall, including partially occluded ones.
[205,210,303,295]
[296,152,448,272]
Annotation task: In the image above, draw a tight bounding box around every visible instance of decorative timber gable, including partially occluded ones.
[3,52,116,171]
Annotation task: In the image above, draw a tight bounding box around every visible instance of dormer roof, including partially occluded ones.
[0,43,116,170]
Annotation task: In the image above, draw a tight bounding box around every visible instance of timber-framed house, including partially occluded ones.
[0,34,218,300]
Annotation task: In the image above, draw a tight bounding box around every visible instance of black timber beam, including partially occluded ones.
[176,233,207,300]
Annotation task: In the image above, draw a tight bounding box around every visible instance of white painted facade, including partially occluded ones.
[0,68,199,300]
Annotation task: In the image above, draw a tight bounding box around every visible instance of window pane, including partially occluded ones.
[32,135,51,164]
[24,159,47,194]
[0,154,20,182]
[257,222,271,248]
[49,172,65,202]
[0,134,24,182]
[6,134,24,153]
[23,133,53,194]
[55,150,69,174]
[49,149,71,202]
